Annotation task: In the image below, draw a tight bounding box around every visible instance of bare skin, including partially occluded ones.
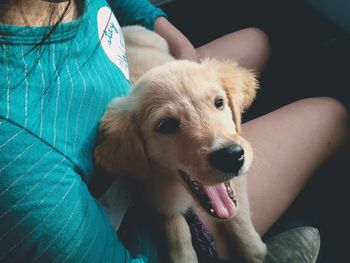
[196,27,270,74]
[154,17,270,73]
[3,1,349,261]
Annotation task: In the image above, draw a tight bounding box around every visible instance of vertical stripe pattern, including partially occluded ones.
[37,47,46,137]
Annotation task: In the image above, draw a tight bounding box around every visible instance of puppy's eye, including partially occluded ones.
[155,118,180,134]
[214,97,224,110]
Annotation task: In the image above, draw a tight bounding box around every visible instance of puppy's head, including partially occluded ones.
[94,59,258,218]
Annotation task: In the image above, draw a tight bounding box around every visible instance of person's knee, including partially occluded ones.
[313,97,348,125]
[239,27,270,72]
[244,27,270,52]
[320,97,349,141]
[301,97,349,145]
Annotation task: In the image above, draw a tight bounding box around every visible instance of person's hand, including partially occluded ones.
[154,16,198,62]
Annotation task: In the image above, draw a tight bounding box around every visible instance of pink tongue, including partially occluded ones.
[201,183,236,219]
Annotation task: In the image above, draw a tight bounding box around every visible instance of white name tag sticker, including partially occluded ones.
[97,6,129,80]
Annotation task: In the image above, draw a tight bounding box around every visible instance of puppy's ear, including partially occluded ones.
[203,59,258,132]
[94,97,149,181]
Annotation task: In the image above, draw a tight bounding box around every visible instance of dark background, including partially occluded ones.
[158,0,350,261]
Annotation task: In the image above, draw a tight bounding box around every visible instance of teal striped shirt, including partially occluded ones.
[0,0,166,262]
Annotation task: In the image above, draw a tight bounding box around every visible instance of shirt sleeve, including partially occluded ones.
[108,0,167,30]
[0,119,155,263]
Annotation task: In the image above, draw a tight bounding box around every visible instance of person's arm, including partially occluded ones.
[154,16,198,61]
[0,120,151,262]
[108,0,197,61]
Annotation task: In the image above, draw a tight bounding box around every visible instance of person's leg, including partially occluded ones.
[244,97,349,235]
[196,27,270,73]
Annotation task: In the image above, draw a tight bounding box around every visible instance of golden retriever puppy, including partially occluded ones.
[94,26,267,263]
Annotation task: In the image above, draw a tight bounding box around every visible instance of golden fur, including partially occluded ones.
[94,26,267,263]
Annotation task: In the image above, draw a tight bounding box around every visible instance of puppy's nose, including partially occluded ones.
[208,144,245,174]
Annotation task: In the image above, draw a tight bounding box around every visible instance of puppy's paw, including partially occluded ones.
[169,247,198,263]
[245,241,267,263]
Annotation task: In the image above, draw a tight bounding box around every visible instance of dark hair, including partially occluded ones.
[35,0,73,50]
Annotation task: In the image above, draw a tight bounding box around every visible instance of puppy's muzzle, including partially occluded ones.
[208,144,245,175]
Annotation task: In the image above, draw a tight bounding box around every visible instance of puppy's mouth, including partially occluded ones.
[178,170,237,219]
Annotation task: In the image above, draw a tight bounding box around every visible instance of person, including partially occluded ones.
[0,0,348,262]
